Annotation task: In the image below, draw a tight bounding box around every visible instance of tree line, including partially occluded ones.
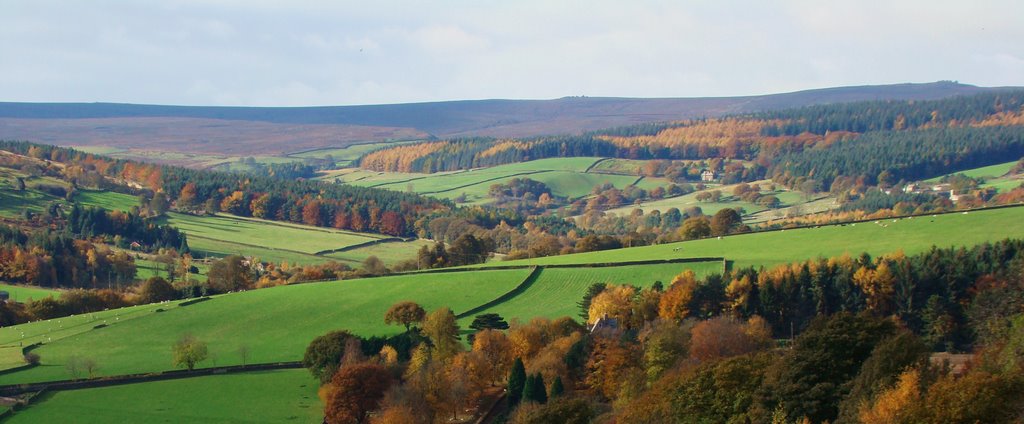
[301,237,1024,423]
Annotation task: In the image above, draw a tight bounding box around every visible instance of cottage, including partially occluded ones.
[589,314,620,335]
[701,169,716,182]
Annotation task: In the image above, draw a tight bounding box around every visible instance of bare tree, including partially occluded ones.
[237,344,251,366]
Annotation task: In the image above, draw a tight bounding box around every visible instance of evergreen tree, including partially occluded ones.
[523,373,548,404]
[578,283,607,321]
[508,357,526,406]
[469,313,510,331]
[550,376,564,398]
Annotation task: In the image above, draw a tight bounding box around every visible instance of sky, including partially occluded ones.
[1,0,1022,106]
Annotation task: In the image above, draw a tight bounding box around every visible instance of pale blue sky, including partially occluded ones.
[1,0,1021,106]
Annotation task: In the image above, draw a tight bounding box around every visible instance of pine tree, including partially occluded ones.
[523,373,548,404]
[550,376,565,398]
[507,357,526,406]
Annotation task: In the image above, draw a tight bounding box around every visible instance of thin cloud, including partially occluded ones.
[0,1,1021,106]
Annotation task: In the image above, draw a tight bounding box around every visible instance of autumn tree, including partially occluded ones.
[679,216,711,240]
[384,301,426,332]
[206,255,253,293]
[577,283,607,321]
[137,276,177,304]
[325,363,393,424]
[710,208,742,236]
[422,307,461,360]
[689,316,770,362]
[172,333,209,371]
[658,271,698,322]
[472,329,513,385]
[587,284,637,325]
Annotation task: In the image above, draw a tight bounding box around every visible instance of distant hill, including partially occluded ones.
[0,81,1016,156]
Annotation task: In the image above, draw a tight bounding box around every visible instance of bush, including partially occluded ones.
[23,352,40,365]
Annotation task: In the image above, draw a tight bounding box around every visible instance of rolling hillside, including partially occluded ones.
[0,82,1008,163]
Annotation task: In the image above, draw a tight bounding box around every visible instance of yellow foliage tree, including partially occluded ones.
[658,271,698,322]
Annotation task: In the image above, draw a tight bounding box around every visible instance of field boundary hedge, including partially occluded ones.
[0,361,302,397]
[456,267,541,319]
[313,236,410,256]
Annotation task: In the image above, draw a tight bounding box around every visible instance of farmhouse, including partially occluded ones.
[701,169,716,182]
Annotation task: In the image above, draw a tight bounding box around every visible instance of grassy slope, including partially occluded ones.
[0,283,60,302]
[601,180,803,217]
[164,213,383,255]
[324,238,436,266]
[4,369,321,424]
[0,302,180,372]
[925,160,1019,182]
[461,261,723,326]
[0,269,532,384]
[491,206,1024,269]
[160,212,430,266]
[73,190,139,212]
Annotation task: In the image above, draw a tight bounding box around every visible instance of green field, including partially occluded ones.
[4,369,320,424]
[493,206,1024,270]
[600,180,818,220]
[356,157,658,204]
[161,212,430,266]
[324,238,436,266]
[0,269,532,384]
[164,213,385,256]
[461,261,723,325]
[925,160,1019,182]
[134,258,208,282]
[74,190,140,212]
[291,140,422,166]
[0,283,60,303]
[0,301,180,372]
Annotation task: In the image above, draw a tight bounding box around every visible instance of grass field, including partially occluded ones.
[4,369,321,424]
[0,301,181,372]
[164,213,385,255]
[324,238,436,266]
[925,160,1019,182]
[461,261,723,325]
[161,212,430,266]
[600,180,820,220]
[135,258,209,282]
[0,269,532,384]
[0,283,60,302]
[355,157,660,205]
[291,140,422,166]
[73,190,139,212]
[492,206,1024,270]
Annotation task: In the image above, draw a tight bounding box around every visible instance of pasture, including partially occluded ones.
[493,206,1024,270]
[164,213,385,255]
[0,283,60,303]
[461,261,723,325]
[0,269,532,384]
[356,157,672,205]
[161,212,430,266]
[73,190,139,212]
[4,369,320,424]
[925,160,1018,182]
[291,140,422,166]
